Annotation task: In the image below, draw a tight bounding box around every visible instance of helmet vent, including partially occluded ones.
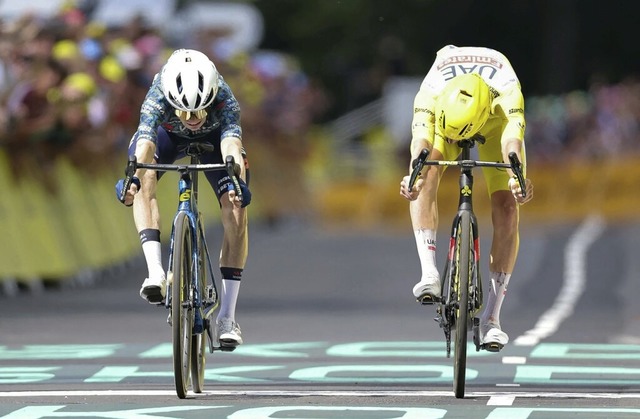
[167,92,177,106]
[175,74,183,93]
[198,72,204,91]
[460,89,472,97]
[202,88,214,106]
[458,124,470,136]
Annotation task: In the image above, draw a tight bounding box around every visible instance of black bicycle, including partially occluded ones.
[408,136,526,399]
[119,142,244,399]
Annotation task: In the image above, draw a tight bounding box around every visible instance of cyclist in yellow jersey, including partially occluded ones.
[400,45,534,350]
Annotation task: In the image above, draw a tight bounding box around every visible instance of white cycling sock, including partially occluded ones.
[217,279,240,322]
[481,272,511,326]
[142,241,164,280]
[414,229,439,280]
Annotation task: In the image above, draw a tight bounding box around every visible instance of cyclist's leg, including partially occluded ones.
[478,122,519,346]
[202,139,248,346]
[410,136,460,301]
[131,128,179,303]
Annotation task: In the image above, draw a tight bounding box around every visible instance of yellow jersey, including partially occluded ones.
[412,45,525,147]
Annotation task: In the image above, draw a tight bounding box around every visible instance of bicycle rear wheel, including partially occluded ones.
[190,238,207,393]
[171,212,194,399]
[453,211,472,399]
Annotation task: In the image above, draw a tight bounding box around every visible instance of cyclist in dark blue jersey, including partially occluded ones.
[116,49,250,347]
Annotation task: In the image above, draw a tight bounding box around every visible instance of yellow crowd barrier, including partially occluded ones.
[313,129,640,230]
[0,150,228,287]
[2,137,638,287]
[315,157,640,230]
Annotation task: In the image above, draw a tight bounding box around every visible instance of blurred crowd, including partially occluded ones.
[1,2,638,220]
[525,77,640,162]
[0,3,328,221]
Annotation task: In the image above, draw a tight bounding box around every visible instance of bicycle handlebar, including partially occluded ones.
[118,155,137,204]
[408,148,527,198]
[408,148,429,192]
[225,155,243,202]
[118,155,244,203]
[508,152,527,199]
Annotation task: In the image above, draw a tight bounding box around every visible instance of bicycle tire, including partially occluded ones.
[453,211,472,399]
[190,237,207,393]
[171,212,194,399]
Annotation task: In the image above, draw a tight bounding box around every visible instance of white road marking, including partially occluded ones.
[502,356,527,364]
[487,395,516,406]
[514,215,606,347]
[2,389,640,399]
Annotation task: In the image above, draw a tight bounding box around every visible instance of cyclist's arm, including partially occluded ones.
[220,136,245,180]
[498,87,527,177]
[409,88,437,168]
[218,79,245,180]
[131,73,166,168]
[134,139,157,174]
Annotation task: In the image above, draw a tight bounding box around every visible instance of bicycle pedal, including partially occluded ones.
[416,294,440,305]
[482,343,504,353]
[205,285,217,305]
[213,346,236,353]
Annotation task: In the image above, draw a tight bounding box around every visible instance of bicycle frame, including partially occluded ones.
[164,157,218,335]
[120,145,243,398]
[408,137,525,398]
[438,141,483,355]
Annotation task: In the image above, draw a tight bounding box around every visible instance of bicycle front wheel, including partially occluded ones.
[191,238,207,393]
[171,212,194,399]
[453,211,472,399]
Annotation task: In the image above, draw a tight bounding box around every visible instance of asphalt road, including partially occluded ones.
[1,216,640,418]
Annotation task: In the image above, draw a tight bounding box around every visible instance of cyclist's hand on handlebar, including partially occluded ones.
[508,177,533,204]
[115,177,140,206]
[400,175,423,201]
[228,178,252,208]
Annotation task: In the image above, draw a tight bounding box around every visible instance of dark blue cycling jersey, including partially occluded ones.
[127,72,245,201]
[130,72,242,148]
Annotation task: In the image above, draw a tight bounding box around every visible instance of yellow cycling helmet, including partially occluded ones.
[435,73,491,141]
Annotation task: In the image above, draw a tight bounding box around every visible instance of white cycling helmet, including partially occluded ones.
[161,49,219,113]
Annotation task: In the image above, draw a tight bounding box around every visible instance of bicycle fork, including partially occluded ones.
[435,214,483,358]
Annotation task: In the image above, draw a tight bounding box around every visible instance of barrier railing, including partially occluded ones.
[0,151,220,289]
[2,136,638,289]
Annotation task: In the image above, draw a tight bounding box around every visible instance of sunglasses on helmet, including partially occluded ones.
[175,109,207,120]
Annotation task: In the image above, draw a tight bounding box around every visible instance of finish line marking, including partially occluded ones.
[2,390,640,399]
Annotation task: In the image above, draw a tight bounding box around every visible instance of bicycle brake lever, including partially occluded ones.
[408,148,429,191]
[119,155,137,203]
[225,155,243,202]
[507,152,527,198]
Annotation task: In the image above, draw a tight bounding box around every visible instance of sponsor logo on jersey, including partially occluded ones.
[437,55,503,70]
[441,64,499,81]
[414,108,434,116]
